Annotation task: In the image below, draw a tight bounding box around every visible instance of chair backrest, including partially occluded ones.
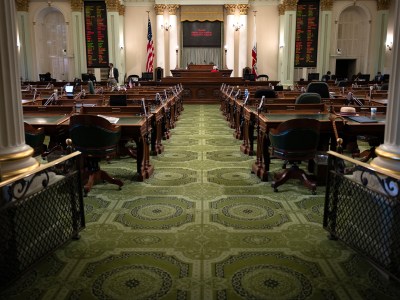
[295,92,321,104]
[109,94,127,106]
[69,115,121,157]
[24,122,45,156]
[306,82,330,98]
[269,118,320,161]
[254,89,276,98]
[257,74,269,81]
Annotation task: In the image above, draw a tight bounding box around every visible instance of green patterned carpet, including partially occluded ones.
[2,105,400,299]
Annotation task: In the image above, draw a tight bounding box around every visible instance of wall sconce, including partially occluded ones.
[175,46,179,69]
[224,45,228,69]
[386,42,392,51]
[279,44,284,49]
[233,22,243,31]
[161,22,171,31]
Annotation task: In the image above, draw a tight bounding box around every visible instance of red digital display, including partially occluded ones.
[84,1,109,67]
[295,0,319,68]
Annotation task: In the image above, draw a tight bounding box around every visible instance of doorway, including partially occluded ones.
[335,59,356,81]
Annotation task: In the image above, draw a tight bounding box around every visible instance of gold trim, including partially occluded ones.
[369,162,400,176]
[278,4,285,16]
[320,0,333,11]
[1,161,40,181]
[105,0,118,12]
[375,147,400,161]
[377,0,391,10]
[154,4,166,15]
[16,0,29,12]
[70,0,83,12]
[0,148,34,162]
[119,4,125,16]
[0,151,81,187]
[225,4,249,15]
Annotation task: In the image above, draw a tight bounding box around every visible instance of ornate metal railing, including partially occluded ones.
[0,152,85,287]
[324,151,400,283]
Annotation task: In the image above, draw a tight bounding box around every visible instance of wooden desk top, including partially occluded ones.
[23,114,70,126]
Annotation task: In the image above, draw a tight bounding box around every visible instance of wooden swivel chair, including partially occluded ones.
[295,92,321,104]
[269,118,320,194]
[306,82,330,98]
[69,114,123,195]
[257,74,269,81]
[24,122,46,157]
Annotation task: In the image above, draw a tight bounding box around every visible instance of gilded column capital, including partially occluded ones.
[70,0,83,12]
[320,0,333,11]
[377,0,390,10]
[278,4,285,15]
[105,0,119,12]
[154,4,166,15]
[16,0,29,12]
[283,0,298,11]
[119,4,125,16]
[224,4,249,15]
[167,4,180,15]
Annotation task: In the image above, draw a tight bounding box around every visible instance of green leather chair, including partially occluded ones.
[24,122,46,157]
[269,118,320,194]
[69,114,123,195]
[295,92,321,104]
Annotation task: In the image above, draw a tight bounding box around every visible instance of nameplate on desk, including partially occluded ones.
[97,115,119,124]
[346,116,378,123]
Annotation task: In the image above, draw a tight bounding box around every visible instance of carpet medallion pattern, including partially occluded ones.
[2,104,400,300]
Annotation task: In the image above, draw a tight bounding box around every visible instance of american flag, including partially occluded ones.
[251,13,258,76]
[146,16,154,73]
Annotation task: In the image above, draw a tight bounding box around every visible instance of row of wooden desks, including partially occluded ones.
[225,96,386,182]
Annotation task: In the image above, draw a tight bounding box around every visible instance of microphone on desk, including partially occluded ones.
[258,96,265,112]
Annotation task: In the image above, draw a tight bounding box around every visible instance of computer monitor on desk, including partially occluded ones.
[81,73,90,82]
[141,72,153,81]
[109,94,127,106]
[65,85,74,99]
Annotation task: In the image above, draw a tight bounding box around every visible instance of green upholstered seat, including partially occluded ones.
[295,92,322,104]
[69,114,123,195]
[269,118,320,194]
[24,122,46,157]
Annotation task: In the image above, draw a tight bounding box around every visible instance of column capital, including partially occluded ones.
[377,0,391,10]
[282,0,298,11]
[278,4,285,15]
[105,0,119,12]
[224,4,249,16]
[320,0,333,11]
[15,0,29,12]
[119,4,125,16]
[155,4,166,15]
[167,4,180,15]
[70,0,83,12]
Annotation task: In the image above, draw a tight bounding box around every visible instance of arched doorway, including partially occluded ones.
[35,7,67,81]
[335,4,371,80]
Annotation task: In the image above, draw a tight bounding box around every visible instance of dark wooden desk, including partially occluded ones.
[79,106,154,181]
[247,110,385,182]
[171,69,232,78]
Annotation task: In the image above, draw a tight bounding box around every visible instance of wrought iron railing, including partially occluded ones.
[324,151,400,283]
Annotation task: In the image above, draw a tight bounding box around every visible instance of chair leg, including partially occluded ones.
[272,165,316,194]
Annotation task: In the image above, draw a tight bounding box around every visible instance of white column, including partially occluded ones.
[281,10,296,87]
[0,0,38,180]
[238,14,248,77]
[371,0,400,174]
[277,10,285,83]
[225,14,235,73]
[373,9,389,74]
[72,11,86,78]
[17,11,33,81]
[118,13,126,83]
[107,11,122,83]
[318,10,332,75]
[156,14,165,70]
[169,14,178,71]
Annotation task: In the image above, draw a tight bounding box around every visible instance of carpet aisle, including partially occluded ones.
[1,104,400,300]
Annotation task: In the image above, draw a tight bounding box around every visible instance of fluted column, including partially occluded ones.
[225,4,248,77]
[371,0,400,174]
[155,4,165,70]
[280,0,298,87]
[277,4,285,83]
[0,0,38,180]
[318,0,333,75]
[71,0,86,78]
[16,0,33,81]
[373,0,390,74]
[106,0,122,84]
[118,4,126,81]
[168,5,179,73]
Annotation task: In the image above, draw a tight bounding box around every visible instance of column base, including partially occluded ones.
[370,145,400,175]
[0,147,40,181]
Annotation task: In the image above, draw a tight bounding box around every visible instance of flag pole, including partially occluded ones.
[252,10,258,77]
